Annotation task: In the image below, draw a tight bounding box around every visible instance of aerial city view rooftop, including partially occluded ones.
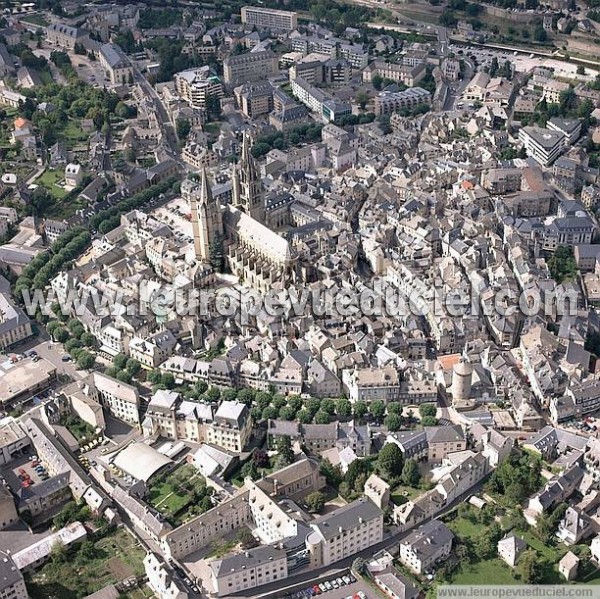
[0,0,600,597]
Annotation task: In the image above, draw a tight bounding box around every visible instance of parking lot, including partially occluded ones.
[2,453,50,494]
[450,43,599,81]
[286,574,379,599]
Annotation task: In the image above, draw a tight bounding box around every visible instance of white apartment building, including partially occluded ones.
[210,546,288,597]
[240,6,298,31]
[399,520,454,574]
[0,551,28,599]
[0,420,29,466]
[99,43,134,85]
[0,280,33,350]
[143,391,252,452]
[206,401,252,453]
[174,66,223,110]
[129,330,177,369]
[93,372,140,425]
[306,497,384,567]
[223,50,278,85]
[342,366,400,402]
[518,126,566,167]
[144,552,187,599]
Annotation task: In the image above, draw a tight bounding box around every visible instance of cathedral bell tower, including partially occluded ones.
[232,131,265,224]
[190,168,223,263]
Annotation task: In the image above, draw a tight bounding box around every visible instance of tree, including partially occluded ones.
[321,398,335,414]
[279,406,296,421]
[236,527,258,549]
[474,522,502,559]
[384,413,402,431]
[353,401,368,421]
[547,245,577,283]
[352,557,367,576]
[206,386,221,402]
[176,118,191,140]
[297,409,313,424]
[345,459,371,493]
[517,550,541,583]
[148,370,162,385]
[114,353,128,370]
[305,491,326,513]
[419,403,437,418]
[115,101,136,119]
[336,398,352,417]
[372,74,384,90]
[206,94,222,120]
[314,410,331,424]
[50,540,68,563]
[387,402,403,416]
[81,332,96,347]
[162,372,175,389]
[237,388,254,406]
[370,400,385,421]
[53,327,69,343]
[378,443,404,479]
[76,351,95,370]
[439,9,458,27]
[30,186,53,217]
[261,406,278,421]
[252,449,269,468]
[126,358,141,375]
[356,91,369,110]
[276,436,294,465]
[321,459,343,487]
[577,65,586,75]
[241,459,259,480]
[210,235,225,272]
[534,26,548,42]
[401,459,421,487]
[422,416,438,426]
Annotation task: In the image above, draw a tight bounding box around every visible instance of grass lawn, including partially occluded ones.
[447,515,481,539]
[147,464,212,526]
[38,168,68,199]
[59,414,96,443]
[205,539,237,559]
[20,13,49,26]
[26,527,145,599]
[519,531,566,562]
[204,122,222,136]
[59,120,89,143]
[451,559,520,584]
[390,484,421,506]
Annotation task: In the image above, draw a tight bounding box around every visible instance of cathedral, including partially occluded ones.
[185,133,297,292]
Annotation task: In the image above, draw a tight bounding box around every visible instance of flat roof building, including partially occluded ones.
[240,6,297,31]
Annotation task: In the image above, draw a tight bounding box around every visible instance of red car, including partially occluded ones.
[313,586,321,595]
[21,480,31,488]
[18,468,26,475]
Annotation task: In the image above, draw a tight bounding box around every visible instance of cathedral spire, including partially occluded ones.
[190,171,223,264]
[233,131,265,224]
[199,167,212,204]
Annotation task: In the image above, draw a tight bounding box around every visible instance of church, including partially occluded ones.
[184,133,298,292]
